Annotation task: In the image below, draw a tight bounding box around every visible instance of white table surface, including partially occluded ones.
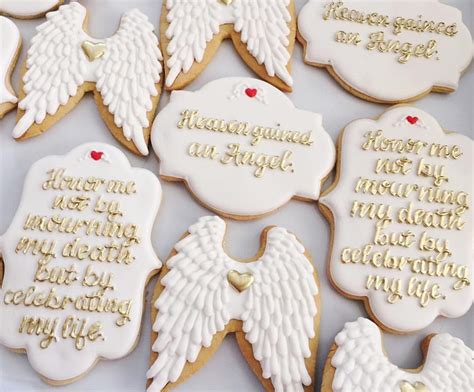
[0,1,472,391]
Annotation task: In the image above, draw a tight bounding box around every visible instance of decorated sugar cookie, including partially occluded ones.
[152,77,335,220]
[322,318,474,392]
[320,106,473,333]
[161,0,296,92]
[147,216,320,392]
[13,2,163,155]
[0,143,161,384]
[0,16,21,118]
[298,1,474,103]
[0,0,63,19]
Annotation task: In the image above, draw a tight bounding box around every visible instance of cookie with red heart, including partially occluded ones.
[0,143,162,384]
[151,77,336,220]
[319,106,473,333]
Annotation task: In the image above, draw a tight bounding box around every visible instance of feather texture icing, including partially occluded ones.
[164,0,293,88]
[331,318,474,392]
[13,2,87,138]
[96,9,162,155]
[233,0,292,87]
[165,0,221,87]
[147,217,232,392]
[13,2,162,155]
[147,216,318,392]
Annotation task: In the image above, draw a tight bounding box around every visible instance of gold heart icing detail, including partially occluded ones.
[81,41,106,62]
[400,380,429,392]
[220,0,233,5]
[227,270,254,292]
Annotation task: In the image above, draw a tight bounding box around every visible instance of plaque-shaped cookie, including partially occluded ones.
[152,77,335,220]
[320,106,473,333]
[0,143,162,384]
[298,1,474,103]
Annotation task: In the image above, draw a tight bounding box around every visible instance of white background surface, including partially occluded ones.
[0,0,472,391]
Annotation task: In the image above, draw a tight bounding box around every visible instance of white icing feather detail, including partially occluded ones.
[164,0,293,87]
[12,2,163,156]
[147,216,232,391]
[96,9,163,155]
[241,224,318,392]
[165,0,221,87]
[13,2,87,137]
[332,318,474,392]
[233,0,292,87]
[147,216,317,392]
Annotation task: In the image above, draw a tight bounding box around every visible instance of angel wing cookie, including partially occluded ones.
[162,0,295,91]
[13,2,163,155]
[147,216,320,392]
[0,16,21,118]
[324,318,474,392]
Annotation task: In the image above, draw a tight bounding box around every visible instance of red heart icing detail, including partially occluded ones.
[90,151,104,161]
[245,88,257,98]
[406,116,419,125]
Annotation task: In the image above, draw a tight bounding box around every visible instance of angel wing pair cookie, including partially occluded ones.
[323,318,474,392]
[161,0,296,91]
[12,2,163,155]
[147,216,321,392]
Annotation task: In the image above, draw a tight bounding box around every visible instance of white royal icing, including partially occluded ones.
[0,143,162,382]
[298,0,474,102]
[0,0,62,18]
[12,2,163,155]
[331,318,474,392]
[320,106,473,332]
[147,216,318,392]
[151,77,335,219]
[0,16,20,106]
[164,0,293,87]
